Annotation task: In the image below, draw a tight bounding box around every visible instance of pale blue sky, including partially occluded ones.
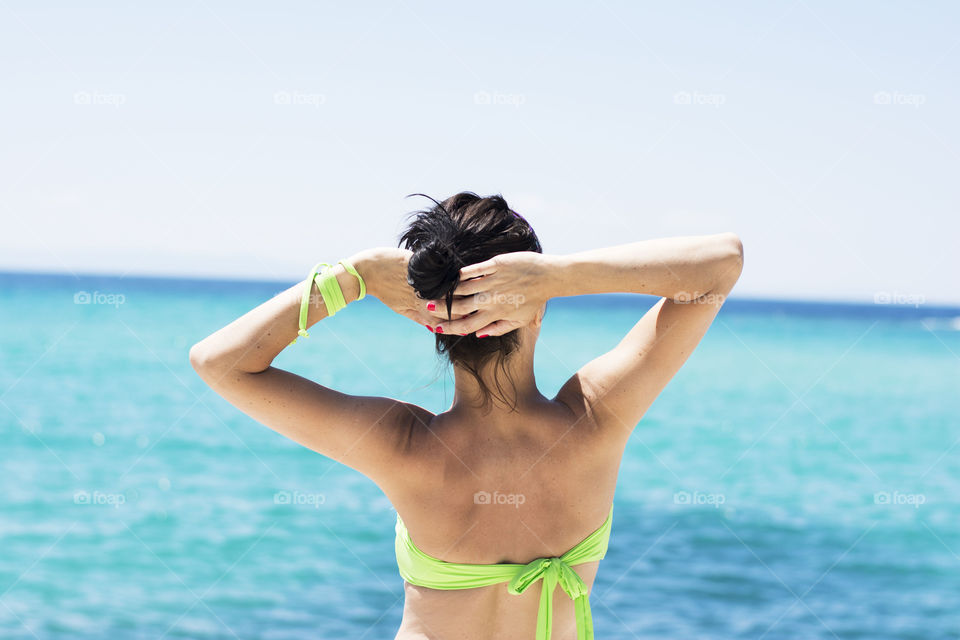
[2,1,958,304]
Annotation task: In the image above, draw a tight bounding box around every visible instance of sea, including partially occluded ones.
[1,271,958,639]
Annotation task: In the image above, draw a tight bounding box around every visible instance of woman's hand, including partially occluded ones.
[422,251,554,337]
[351,247,438,327]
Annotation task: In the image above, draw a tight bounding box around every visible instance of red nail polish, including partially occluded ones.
[460,333,467,336]
[426,325,434,332]
[426,302,436,311]
[478,333,489,338]
[435,326,444,334]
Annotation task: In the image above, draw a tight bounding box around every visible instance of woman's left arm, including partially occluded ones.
[189,247,432,487]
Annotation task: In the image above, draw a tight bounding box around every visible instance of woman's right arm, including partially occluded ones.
[428,233,744,440]
[546,233,744,441]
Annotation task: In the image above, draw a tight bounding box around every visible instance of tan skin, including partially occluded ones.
[190,233,744,640]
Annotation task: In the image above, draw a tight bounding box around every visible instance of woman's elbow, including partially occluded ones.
[718,232,743,267]
[719,232,744,261]
[713,232,744,290]
[189,342,219,374]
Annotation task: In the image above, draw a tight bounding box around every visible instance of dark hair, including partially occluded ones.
[399,192,542,411]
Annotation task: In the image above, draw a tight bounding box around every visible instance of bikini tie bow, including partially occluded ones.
[507,556,595,640]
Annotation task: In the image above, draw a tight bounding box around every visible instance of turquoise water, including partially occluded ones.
[1,272,958,639]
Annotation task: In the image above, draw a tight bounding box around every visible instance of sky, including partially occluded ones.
[1,1,958,304]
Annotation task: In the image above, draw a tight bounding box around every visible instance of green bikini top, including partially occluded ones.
[395,505,614,640]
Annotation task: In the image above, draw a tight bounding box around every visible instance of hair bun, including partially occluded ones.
[407,238,462,301]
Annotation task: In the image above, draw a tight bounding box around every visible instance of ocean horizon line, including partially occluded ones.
[1,268,956,319]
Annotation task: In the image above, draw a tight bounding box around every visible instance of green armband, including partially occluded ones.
[288,259,366,346]
[288,261,330,346]
[338,259,366,301]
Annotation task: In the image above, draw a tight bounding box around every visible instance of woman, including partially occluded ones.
[190,193,743,640]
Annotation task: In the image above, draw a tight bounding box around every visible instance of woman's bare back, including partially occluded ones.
[387,395,623,640]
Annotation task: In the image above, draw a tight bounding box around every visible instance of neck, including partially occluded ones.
[449,332,542,415]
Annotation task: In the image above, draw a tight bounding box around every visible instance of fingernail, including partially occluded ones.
[435,326,444,334]
[460,332,467,336]
[426,325,434,332]
[426,302,436,311]
[478,333,489,338]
